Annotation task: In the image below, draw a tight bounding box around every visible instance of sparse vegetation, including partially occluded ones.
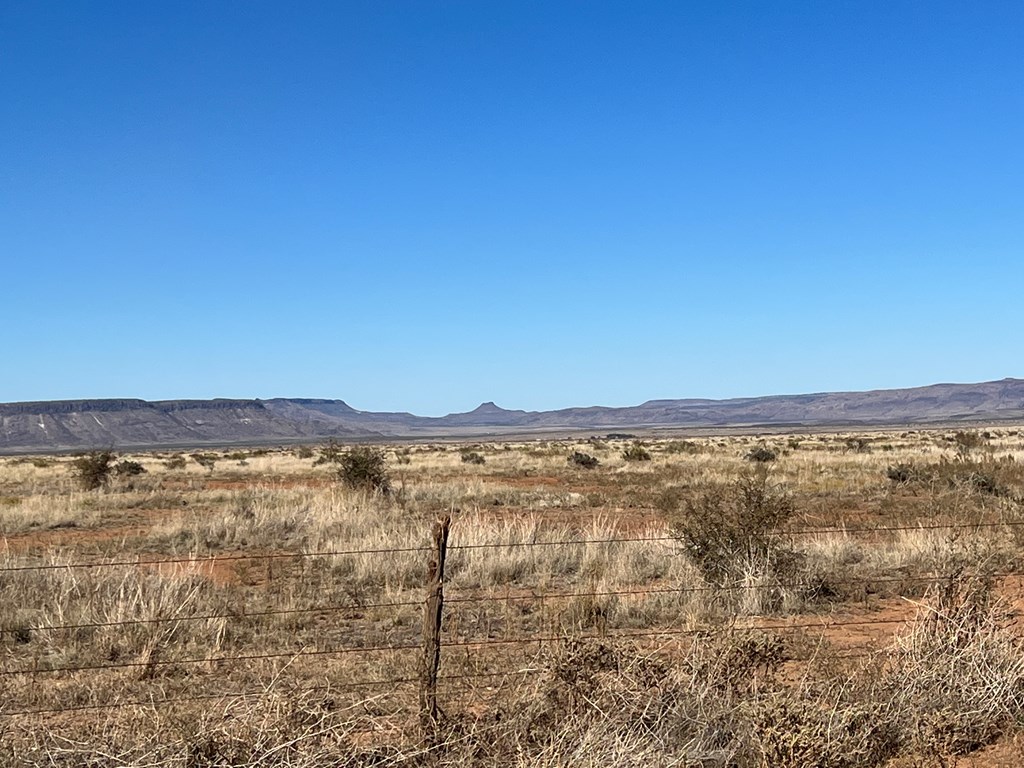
[953,429,984,460]
[71,448,116,489]
[621,441,651,462]
[336,444,391,493]
[744,443,778,463]
[5,426,1024,765]
[460,450,486,465]
[567,451,599,469]
[312,438,344,466]
[191,452,217,471]
[114,459,146,476]
[670,465,797,588]
[164,454,187,470]
[887,462,918,484]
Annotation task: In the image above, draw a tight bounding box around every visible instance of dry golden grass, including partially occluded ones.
[1,428,1024,765]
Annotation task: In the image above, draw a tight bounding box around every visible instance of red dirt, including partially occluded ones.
[137,551,284,586]
[1,507,184,552]
[485,474,564,488]
[204,476,330,491]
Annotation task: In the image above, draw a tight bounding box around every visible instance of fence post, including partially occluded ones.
[420,512,451,739]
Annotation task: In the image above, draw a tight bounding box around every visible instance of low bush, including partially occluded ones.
[887,463,918,484]
[886,457,1010,496]
[845,437,871,453]
[313,439,345,466]
[883,575,1024,756]
[71,449,116,490]
[191,453,217,472]
[671,465,797,588]
[953,430,984,461]
[460,451,486,465]
[337,446,391,494]
[164,455,187,470]
[745,444,778,463]
[568,451,599,469]
[113,460,146,477]
[621,442,651,462]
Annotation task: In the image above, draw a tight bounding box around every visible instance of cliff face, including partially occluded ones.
[0,399,376,452]
[3,379,1023,453]
[0,399,152,416]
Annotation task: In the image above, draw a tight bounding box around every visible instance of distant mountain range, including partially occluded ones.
[2,378,1024,453]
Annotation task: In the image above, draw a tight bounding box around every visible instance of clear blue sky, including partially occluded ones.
[3,1,1022,414]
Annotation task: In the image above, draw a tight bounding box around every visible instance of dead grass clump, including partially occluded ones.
[475,639,734,766]
[3,685,396,768]
[454,633,901,767]
[688,630,786,697]
[0,491,96,533]
[881,574,1024,756]
[886,456,1022,498]
[0,552,230,677]
[744,695,897,768]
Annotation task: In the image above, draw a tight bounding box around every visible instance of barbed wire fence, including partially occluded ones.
[0,514,1019,738]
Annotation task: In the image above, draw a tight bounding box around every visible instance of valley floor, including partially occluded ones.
[3,429,1024,766]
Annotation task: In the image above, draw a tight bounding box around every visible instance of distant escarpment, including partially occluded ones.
[0,398,375,452]
[2,378,1023,453]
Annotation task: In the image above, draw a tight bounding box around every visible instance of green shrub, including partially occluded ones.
[745,444,778,463]
[845,437,870,453]
[71,450,116,490]
[567,451,599,469]
[164,455,187,470]
[887,463,918,484]
[191,453,217,472]
[621,442,651,462]
[671,466,796,586]
[337,446,391,494]
[313,439,345,466]
[460,451,486,465]
[113,460,146,477]
[953,430,984,461]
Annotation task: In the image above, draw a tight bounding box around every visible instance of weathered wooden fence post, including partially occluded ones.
[420,512,451,739]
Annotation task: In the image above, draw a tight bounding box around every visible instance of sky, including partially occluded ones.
[2,1,1022,415]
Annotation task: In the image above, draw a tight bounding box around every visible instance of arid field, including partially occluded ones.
[3,429,1024,766]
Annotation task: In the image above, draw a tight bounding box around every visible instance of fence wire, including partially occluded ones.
[0,518,1016,718]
